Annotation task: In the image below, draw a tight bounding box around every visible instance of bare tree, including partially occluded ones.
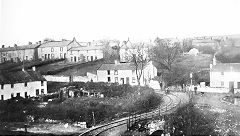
[151,38,181,71]
[129,43,150,86]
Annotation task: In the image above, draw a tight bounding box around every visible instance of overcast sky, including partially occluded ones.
[0,0,240,46]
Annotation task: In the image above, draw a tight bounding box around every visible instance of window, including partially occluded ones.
[115,77,118,83]
[71,57,73,62]
[107,70,110,75]
[221,72,224,75]
[25,56,28,60]
[60,53,62,58]
[48,54,50,59]
[11,84,14,88]
[95,56,97,60]
[107,77,111,82]
[41,81,44,86]
[51,47,54,52]
[1,84,3,89]
[1,95,3,100]
[132,77,136,83]
[221,81,224,87]
[132,70,135,75]
[45,54,47,59]
[51,54,54,59]
[87,56,89,61]
[24,82,27,87]
[25,92,28,98]
[36,89,39,96]
[17,93,20,97]
[11,93,14,98]
[60,47,63,51]
[114,70,118,75]
[41,89,44,94]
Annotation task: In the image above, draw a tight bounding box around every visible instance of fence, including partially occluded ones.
[43,75,92,82]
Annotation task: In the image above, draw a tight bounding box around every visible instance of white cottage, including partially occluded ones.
[97,61,157,86]
[0,67,47,100]
[210,63,240,93]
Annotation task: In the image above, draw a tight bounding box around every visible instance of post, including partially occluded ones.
[92,111,95,126]
[24,124,27,133]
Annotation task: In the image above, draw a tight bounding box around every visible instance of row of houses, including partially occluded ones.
[0,38,155,64]
[0,60,157,100]
[0,38,105,63]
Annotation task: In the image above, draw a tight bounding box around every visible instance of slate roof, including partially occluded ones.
[70,45,103,51]
[97,63,135,70]
[0,70,46,84]
[211,63,240,72]
[39,40,71,48]
[0,44,39,52]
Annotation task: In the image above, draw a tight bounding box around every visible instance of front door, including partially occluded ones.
[120,78,124,84]
[74,56,77,62]
[126,77,129,84]
[229,81,234,93]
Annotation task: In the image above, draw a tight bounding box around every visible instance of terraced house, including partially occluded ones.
[0,67,47,100]
[0,43,40,63]
[68,42,104,62]
[97,61,157,86]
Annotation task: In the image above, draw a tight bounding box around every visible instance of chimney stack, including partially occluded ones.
[38,41,41,45]
[2,45,4,48]
[29,42,32,45]
[32,66,36,71]
[14,44,17,47]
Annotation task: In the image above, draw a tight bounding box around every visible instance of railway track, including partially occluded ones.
[80,93,183,136]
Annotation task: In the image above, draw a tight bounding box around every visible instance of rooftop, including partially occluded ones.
[0,44,40,52]
[98,62,136,70]
[0,70,46,84]
[211,63,240,72]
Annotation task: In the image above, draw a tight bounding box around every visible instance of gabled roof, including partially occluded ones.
[211,63,240,72]
[0,70,46,84]
[0,44,39,52]
[39,40,71,48]
[98,63,135,70]
[69,45,103,51]
[97,61,153,71]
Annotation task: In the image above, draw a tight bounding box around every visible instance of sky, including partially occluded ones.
[0,0,240,46]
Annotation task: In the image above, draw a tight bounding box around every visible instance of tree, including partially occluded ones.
[182,39,193,53]
[101,39,121,62]
[151,37,181,71]
[129,43,150,86]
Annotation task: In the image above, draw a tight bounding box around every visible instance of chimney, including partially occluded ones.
[32,66,36,71]
[114,60,119,64]
[2,45,4,48]
[14,44,17,47]
[38,41,41,45]
[29,42,32,45]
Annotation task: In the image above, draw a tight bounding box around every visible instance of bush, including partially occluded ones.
[165,103,218,135]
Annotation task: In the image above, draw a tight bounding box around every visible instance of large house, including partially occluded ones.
[67,42,104,62]
[97,61,157,86]
[0,43,40,63]
[0,67,47,100]
[38,38,76,60]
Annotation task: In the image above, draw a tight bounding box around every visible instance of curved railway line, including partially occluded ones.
[80,92,186,136]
